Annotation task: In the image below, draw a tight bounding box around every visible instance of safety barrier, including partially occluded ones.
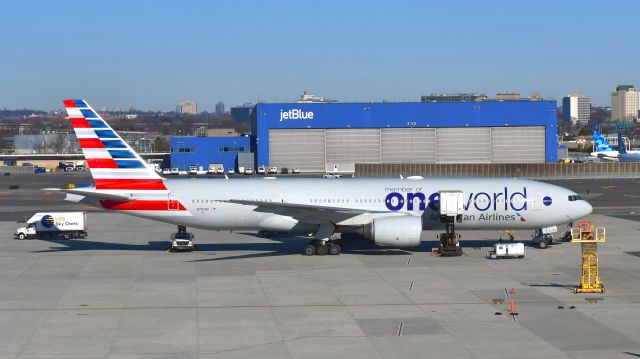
[0,166,37,175]
[355,162,640,179]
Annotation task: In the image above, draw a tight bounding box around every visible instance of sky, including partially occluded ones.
[0,0,638,111]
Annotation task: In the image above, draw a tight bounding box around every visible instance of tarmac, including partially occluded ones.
[0,172,639,358]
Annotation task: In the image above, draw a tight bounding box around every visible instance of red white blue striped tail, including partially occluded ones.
[63,99,166,191]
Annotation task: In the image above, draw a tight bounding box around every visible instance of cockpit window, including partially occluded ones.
[568,195,583,201]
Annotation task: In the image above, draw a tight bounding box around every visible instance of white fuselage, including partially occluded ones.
[115,177,592,233]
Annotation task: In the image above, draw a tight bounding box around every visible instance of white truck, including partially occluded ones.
[15,212,87,240]
[74,160,85,172]
[207,164,224,174]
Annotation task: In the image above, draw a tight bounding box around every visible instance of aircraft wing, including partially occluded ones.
[43,188,136,202]
[224,199,403,224]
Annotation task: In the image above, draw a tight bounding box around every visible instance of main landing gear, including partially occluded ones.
[303,223,341,256]
[303,239,341,256]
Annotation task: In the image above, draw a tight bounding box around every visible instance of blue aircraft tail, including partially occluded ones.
[617,132,627,154]
[593,131,614,152]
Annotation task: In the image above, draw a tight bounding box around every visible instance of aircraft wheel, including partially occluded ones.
[303,245,315,256]
[315,244,328,256]
[329,244,341,255]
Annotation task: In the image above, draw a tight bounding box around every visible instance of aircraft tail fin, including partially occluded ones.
[593,131,614,152]
[617,132,627,154]
[62,99,166,191]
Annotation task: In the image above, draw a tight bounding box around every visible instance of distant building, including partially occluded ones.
[420,93,487,102]
[562,93,591,126]
[421,92,543,102]
[495,92,522,101]
[206,128,240,137]
[177,100,198,115]
[611,85,638,122]
[13,134,80,154]
[230,103,254,122]
[170,136,250,172]
[297,91,336,103]
[215,101,225,116]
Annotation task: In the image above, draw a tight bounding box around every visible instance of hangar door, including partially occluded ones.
[436,127,491,163]
[490,126,545,163]
[269,129,325,172]
[380,128,436,163]
[325,129,381,171]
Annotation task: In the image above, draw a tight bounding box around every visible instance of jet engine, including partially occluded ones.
[363,216,422,247]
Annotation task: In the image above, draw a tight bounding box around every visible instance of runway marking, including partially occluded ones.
[602,185,617,189]
[623,194,640,198]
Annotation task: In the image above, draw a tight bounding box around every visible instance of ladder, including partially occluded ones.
[571,221,605,293]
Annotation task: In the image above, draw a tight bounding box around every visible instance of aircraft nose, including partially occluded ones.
[575,201,593,219]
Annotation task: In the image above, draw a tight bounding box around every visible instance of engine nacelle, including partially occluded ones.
[363,216,422,247]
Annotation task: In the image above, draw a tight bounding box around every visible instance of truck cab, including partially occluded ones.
[15,223,36,240]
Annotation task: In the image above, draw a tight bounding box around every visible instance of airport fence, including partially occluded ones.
[0,166,37,175]
[355,163,640,179]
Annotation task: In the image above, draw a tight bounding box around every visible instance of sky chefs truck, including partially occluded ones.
[15,212,87,240]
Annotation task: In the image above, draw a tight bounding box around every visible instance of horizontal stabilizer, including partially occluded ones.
[42,188,136,202]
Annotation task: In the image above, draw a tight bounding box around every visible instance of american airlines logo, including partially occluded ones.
[279,109,314,121]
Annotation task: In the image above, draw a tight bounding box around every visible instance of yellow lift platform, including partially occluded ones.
[571,221,605,293]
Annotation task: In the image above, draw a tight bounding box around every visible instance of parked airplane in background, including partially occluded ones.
[591,130,640,158]
[50,99,593,255]
[617,132,640,162]
[591,131,618,158]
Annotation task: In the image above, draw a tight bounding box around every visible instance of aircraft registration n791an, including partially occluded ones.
[52,99,592,256]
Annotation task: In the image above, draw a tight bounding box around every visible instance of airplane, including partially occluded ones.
[590,130,618,157]
[617,132,640,162]
[50,99,593,255]
[590,130,640,158]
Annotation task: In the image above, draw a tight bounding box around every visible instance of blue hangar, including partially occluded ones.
[252,101,558,172]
